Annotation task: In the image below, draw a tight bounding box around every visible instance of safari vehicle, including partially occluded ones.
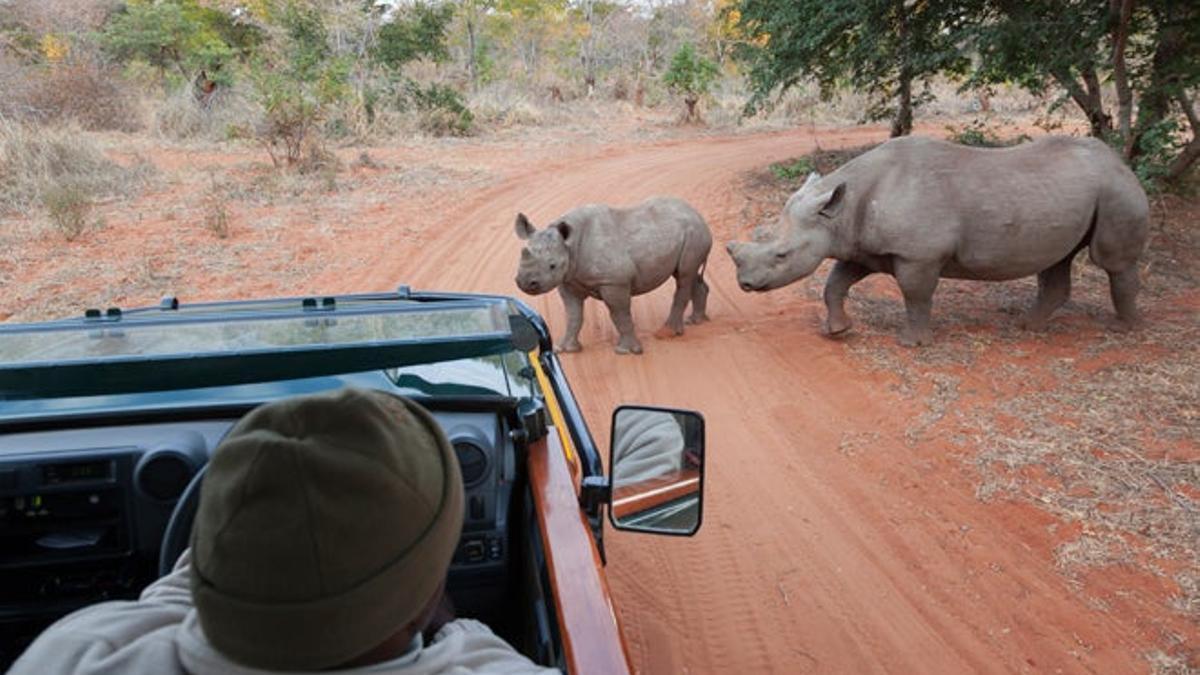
[0,289,705,673]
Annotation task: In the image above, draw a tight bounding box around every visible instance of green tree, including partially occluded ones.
[663,42,718,122]
[733,0,969,137]
[100,0,250,80]
[248,2,350,166]
[456,0,496,89]
[373,1,454,70]
[965,0,1200,184]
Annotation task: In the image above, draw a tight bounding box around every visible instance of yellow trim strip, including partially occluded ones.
[528,350,578,467]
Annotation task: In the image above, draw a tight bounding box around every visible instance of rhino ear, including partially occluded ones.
[514,213,535,240]
[554,221,573,243]
[801,171,822,193]
[817,183,846,218]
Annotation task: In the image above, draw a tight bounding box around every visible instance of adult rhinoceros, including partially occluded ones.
[513,197,712,355]
[726,136,1149,346]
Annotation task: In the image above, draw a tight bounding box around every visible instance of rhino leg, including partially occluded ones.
[1107,267,1141,328]
[655,273,694,338]
[556,286,585,352]
[894,259,940,347]
[599,285,643,355]
[1020,255,1074,331]
[687,276,709,324]
[823,261,872,336]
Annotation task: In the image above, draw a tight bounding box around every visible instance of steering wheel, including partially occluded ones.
[159,464,207,577]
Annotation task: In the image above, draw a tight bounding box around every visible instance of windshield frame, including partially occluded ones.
[0,292,536,401]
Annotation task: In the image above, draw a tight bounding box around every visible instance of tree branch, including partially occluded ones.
[1109,0,1135,156]
[1167,90,1199,181]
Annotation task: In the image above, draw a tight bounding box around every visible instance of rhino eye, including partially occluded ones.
[775,252,787,260]
[549,263,557,270]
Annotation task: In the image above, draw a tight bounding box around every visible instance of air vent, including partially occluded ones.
[453,442,488,488]
[135,452,194,501]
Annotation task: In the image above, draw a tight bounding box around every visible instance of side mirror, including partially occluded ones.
[608,405,704,536]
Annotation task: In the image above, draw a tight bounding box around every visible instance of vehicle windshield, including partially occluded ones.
[0,304,505,365]
[0,293,541,408]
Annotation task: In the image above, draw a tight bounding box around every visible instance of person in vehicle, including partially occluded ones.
[610,408,688,487]
[10,388,559,674]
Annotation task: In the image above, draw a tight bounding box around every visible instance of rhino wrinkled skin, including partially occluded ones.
[726,136,1149,346]
[514,197,713,354]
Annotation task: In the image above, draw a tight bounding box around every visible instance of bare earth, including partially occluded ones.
[2,123,1197,673]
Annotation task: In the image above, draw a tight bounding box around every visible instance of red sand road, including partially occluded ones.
[303,128,1179,673]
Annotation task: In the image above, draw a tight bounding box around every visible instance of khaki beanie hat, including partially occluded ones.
[190,387,464,671]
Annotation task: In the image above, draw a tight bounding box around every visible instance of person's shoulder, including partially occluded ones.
[9,602,186,675]
[426,619,561,674]
[432,617,494,640]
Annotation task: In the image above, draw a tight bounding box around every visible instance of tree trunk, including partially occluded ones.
[582,0,596,97]
[1080,66,1112,136]
[466,17,478,90]
[891,76,913,137]
[1132,4,1187,157]
[890,0,913,138]
[1052,66,1111,137]
[1109,0,1135,156]
[1167,91,1200,181]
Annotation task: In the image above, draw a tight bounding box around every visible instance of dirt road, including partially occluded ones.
[304,127,1182,673]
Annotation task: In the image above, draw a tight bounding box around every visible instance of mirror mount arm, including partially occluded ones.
[579,475,611,514]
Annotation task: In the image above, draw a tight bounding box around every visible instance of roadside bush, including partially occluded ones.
[201,175,230,238]
[769,157,815,181]
[1,57,140,132]
[663,43,719,124]
[153,84,260,140]
[407,81,473,137]
[0,119,152,215]
[1124,117,1185,194]
[254,77,323,169]
[945,118,1029,148]
[467,82,544,128]
[41,182,93,241]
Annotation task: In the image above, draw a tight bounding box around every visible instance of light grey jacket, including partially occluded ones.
[10,551,558,675]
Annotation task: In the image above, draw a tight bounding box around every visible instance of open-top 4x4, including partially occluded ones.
[0,289,705,673]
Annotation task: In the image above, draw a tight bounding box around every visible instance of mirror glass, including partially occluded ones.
[609,406,704,535]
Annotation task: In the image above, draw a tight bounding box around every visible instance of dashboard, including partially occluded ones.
[0,409,516,666]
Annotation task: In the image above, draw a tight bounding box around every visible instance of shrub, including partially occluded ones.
[406,81,473,137]
[0,119,153,215]
[153,84,260,140]
[1124,117,1185,194]
[663,43,719,123]
[41,182,93,241]
[254,74,322,168]
[945,119,1029,148]
[770,157,815,181]
[467,82,544,128]
[1,57,139,132]
[201,176,229,238]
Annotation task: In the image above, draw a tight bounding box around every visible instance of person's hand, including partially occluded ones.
[423,589,456,643]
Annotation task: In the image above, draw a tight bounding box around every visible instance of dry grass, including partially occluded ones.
[0,57,140,132]
[0,118,155,215]
[200,175,231,239]
[153,85,261,142]
[41,181,94,241]
[468,82,548,128]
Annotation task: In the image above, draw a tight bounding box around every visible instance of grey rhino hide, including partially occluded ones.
[514,196,713,354]
[726,135,1149,346]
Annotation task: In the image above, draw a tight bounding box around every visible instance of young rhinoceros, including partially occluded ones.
[513,197,713,355]
[726,135,1149,346]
